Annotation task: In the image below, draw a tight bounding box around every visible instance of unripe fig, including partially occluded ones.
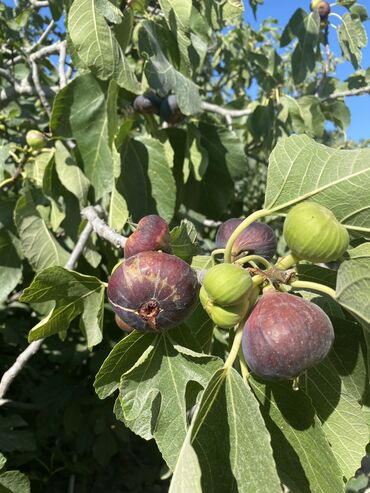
[124,215,171,259]
[107,251,198,332]
[283,202,349,263]
[26,130,47,149]
[311,0,330,18]
[242,291,334,381]
[115,314,133,332]
[202,263,253,307]
[133,92,162,115]
[160,95,182,124]
[199,285,249,328]
[216,219,277,260]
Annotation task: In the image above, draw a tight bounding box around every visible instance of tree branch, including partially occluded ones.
[81,206,127,249]
[0,221,94,400]
[322,85,370,101]
[31,60,52,116]
[201,101,252,118]
[58,41,67,88]
[29,0,49,7]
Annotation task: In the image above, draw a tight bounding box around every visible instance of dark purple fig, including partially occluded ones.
[215,219,277,260]
[124,215,171,259]
[160,95,182,124]
[311,0,330,19]
[133,92,162,115]
[107,251,198,332]
[242,291,334,381]
[115,314,133,332]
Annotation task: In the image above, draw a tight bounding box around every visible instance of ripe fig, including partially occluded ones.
[160,95,182,124]
[124,215,171,259]
[242,291,334,381]
[107,251,198,332]
[216,219,277,260]
[283,202,349,263]
[202,263,253,307]
[133,92,162,115]
[200,285,250,329]
[26,130,47,149]
[115,314,133,332]
[311,0,330,19]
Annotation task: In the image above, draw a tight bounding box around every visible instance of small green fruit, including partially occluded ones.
[26,130,47,149]
[283,202,349,263]
[202,263,253,306]
[200,286,249,328]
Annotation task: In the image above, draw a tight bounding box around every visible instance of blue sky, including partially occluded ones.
[243,0,370,141]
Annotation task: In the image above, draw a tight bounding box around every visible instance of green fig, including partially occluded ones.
[26,130,47,149]
[202,263,253,307]
[283,202,349,263]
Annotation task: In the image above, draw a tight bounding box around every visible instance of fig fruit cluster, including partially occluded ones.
[108,215,198,332]
[133,92,182,123]
[242,291,334,380]
[200,264,254,328]
[283,201,349,263]
[216,219,277,260]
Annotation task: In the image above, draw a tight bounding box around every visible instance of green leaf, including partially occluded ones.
[24,150,54,186]
[337,13,364,69]
[336,256,370,330]
[115,333,222,469]
[251,379,344,493]
[68,0,139,92]
[54,141,89,205]
[14,191,69,271]
[94,331,156,399]
[0,230,22,303]
[281,95,325,138]
[170,220,199,263]
[0,470,31,493]
[170,368,281,492]
[51,74,116,200]
[20,267,105,344]
[138,21,201,115]
[0,454,6,471]
[203,0,244,29]
[184,124,209,182]
[264,135,370,235]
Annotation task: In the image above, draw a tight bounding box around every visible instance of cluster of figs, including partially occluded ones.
[108,201,349,382]
[133,91,182,124]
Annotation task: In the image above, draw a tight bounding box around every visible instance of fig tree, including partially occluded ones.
[26,130,47,149]
[124,215,171,259]
[107,251,198,332]
[160,95,182,124]
[216,219,277,260]
[283,201,349,263]
[133,92,162,115]
[242,291,334,380]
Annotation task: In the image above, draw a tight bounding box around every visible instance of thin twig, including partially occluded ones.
[0,221,94,400]
[81,206,127,249]
[29,41,65,62]
[201,101,252,118]
[29,0,49,7]
[322,85,370,101]
[31,60,52,116]
[58,41,67,88]
[28,20,55,53]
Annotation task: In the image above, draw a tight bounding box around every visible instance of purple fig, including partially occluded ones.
[124,215,171,259]
[107,251,198,332]
[242,291,334,380]
[133,92,162,115]
[216,219,277,260]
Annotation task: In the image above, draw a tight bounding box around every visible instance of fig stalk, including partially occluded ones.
[223,209,270,263]
[224,322,244,372]
[289,280,336,300]
[235,255,272,269]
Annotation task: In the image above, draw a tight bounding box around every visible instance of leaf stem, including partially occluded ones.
[224,322,244,371]
[235,255,272,269]
[238,346,250,381]
[211,248,225,258]
[289,280,336,300]
[223,209,270,263]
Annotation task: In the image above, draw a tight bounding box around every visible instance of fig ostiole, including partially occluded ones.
[202,263,253,307]
[242,291,334,381]
[124,215,171,259]
[283,201,349,263]
[108,251,198,332]
[199,285,250,329]
[216,219,277,260]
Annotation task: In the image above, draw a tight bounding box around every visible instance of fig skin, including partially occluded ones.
[26,130,47,149]
[311,0,330,18]
[133,92,162,115]
[115,314,133,332]
[124,215,171,259]
[202,263,253,307]
[107,251,198,332]
[242,291,334,381]
[283,202,349,263]
[160,95,182,124]
[216,219,277,260]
